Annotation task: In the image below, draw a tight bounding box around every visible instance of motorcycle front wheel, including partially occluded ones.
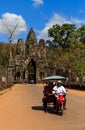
[58,104,63,116]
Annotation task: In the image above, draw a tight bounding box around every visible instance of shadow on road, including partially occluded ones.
[32,106,56,115]
[32,106,43,111]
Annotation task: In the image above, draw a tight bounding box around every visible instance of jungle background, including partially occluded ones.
[0,23,85,86]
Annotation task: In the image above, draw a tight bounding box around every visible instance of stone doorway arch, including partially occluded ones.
[28,58,36,83]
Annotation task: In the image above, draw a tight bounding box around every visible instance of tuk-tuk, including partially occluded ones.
[42,75,66,115]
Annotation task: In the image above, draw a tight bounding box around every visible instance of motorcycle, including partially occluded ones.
[54,92,66,116]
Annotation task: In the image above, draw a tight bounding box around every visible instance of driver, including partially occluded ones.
[52,80,67,109]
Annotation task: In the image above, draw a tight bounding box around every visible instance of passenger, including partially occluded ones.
[43,81,52,96]
[42,81,53,112]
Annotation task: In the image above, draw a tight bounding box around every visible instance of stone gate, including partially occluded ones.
[8,28,57,83]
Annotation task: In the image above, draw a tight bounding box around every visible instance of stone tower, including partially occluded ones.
[8,28,56,83]
[26,28,37,45]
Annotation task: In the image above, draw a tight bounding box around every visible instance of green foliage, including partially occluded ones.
[77,25,85,44]
[47,23,85,77]
[48,23,76,48]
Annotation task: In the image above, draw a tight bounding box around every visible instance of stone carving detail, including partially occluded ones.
[16,39,25,57]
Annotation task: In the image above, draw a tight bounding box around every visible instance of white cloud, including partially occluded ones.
[38,13,85,41]
[32,0,43,7]
[70,17,85,25]
[38,13,70,40]
[0,13,27,41]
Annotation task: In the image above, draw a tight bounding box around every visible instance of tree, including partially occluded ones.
[77,25,85,44]
[2,20,17,43]
[0,13,27,43]
[48,23,76,48]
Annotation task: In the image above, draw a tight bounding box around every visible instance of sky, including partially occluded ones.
[0,0,85,43]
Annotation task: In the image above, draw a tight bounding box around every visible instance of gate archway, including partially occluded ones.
[28,59,36,83]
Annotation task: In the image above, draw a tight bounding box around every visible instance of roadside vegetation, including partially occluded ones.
[46,23,85,78]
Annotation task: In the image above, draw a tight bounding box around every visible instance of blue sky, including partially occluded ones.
[0,0,85,43]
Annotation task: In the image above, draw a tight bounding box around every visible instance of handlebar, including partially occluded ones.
[53,91,66,96]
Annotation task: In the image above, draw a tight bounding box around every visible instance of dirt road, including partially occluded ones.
[0,84,85,130]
